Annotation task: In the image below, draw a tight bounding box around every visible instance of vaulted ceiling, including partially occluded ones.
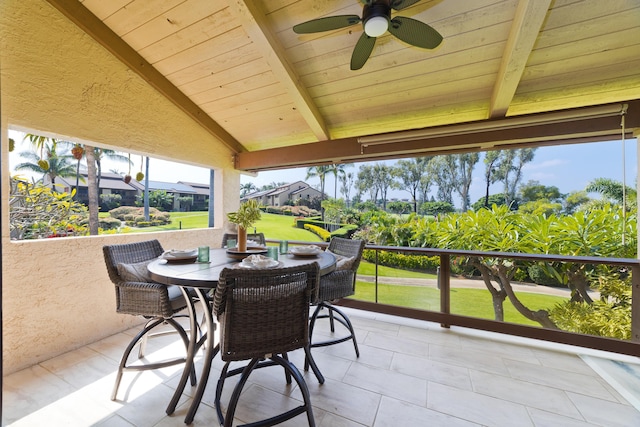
[49,0,640,171]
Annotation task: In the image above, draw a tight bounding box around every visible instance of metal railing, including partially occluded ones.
[271,240,640,357]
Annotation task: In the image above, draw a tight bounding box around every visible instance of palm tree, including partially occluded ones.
[306,165,331,221]
[328,163,350,199]
[240,182,257,197]
[92,147,131,193]
[20,134,101,234]
[305,165,330,199]
[585,178,637,209]
[14,142,76,191]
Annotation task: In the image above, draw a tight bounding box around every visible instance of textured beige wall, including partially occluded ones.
[1,1,241,374]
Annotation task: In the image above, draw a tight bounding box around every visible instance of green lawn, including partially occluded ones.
[353,281,566,327]
[358,261,437,279]
[113,211,322,241]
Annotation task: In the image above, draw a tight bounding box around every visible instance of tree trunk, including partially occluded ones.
[85,146,99,235]
[74,159,81,201]
[567,269,594,304]
[494,264,559,329]
[472,259,507,321]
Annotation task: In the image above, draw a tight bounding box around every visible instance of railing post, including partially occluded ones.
[439,254,450,328]
[632,265,640,342]
[375,249,379,303]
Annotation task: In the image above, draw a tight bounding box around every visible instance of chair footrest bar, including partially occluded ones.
[123,357,188,372]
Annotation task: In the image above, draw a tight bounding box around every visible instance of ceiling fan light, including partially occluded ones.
[364,16,388,37]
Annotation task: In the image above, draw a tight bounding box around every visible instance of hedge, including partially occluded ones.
[304,224,332,241]
[99,216,121,231]
[330,224,358,238]
[362,249,440,273]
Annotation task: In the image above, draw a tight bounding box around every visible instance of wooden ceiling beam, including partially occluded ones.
[489,0,552,118]
[236,101,639,171]
[226,0,330,141]
[45,0,246,154]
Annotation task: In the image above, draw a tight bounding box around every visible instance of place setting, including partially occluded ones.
[289,245,323,258]
[161,248,199,263]
[235,254,282,269]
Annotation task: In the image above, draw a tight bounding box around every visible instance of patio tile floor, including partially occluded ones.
[3,307,640,426]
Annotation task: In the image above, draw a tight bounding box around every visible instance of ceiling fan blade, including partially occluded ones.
[390,0,422,10]
[351,32,377,70]
[389,16,443,49]
[293,15,361,34]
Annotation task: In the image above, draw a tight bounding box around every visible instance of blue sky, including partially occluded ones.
[239,139,636,207]
[9,128,635,209]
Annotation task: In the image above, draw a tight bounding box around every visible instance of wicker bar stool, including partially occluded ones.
[102,239,196,400]
[306,237,365,372]
[213,263,320,427]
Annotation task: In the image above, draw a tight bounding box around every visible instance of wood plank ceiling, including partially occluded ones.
[50,0,640,171]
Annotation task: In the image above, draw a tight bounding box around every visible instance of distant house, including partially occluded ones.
[130,180,199,211]
[53,172,211,212]
[242,181,323,206]
[55,172,139,207]
[178,181,210,211]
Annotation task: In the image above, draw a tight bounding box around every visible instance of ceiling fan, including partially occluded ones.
[293,0,443,70]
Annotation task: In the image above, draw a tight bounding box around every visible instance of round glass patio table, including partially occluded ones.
[147,247,335,424]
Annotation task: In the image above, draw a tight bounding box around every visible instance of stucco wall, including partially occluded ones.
[1,1,241,374]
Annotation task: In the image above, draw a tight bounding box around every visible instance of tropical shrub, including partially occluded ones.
[549,273,631,339]
[9,177,88,239]
[109,206,171,227]
[100,193,122,211]
[99,216,121,230]
[419,201,454,216]
[387,201,412,214]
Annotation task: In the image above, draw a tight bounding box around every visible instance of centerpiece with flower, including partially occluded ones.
[226,199,262,252]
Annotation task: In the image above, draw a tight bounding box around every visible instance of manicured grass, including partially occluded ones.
[113,211,321,241]
[353,281,566,327]
[358,261,437,279]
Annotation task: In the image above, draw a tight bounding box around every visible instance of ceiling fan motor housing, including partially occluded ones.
[363,1,392,37]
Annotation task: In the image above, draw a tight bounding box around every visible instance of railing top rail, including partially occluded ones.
[363,244,640,267]
[266,239,639,267]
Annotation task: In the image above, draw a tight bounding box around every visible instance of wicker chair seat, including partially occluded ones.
[212,264,320,427]
[103,239,195,401]
[306,238,365,376]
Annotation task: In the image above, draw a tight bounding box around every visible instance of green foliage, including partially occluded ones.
[563,190,590,214]
[108,206,171,227]
[550,272,631,339]
[419,201,454,215]
[527,265,562,286]
[330,224,358,238]
[518,180,562,203]
[227,199,262,230]
[176,196,193,210]
[585,177,637,210]
[352,200,378,211]
[362,249,440,272]
[321,198,346,224]
[136,190,174,211]
[99,216,121,230]
[518,199,562,216]
[472,194,518,211]
[100,193,122,211]
[9,176,88,239]
[387,201,412,214]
